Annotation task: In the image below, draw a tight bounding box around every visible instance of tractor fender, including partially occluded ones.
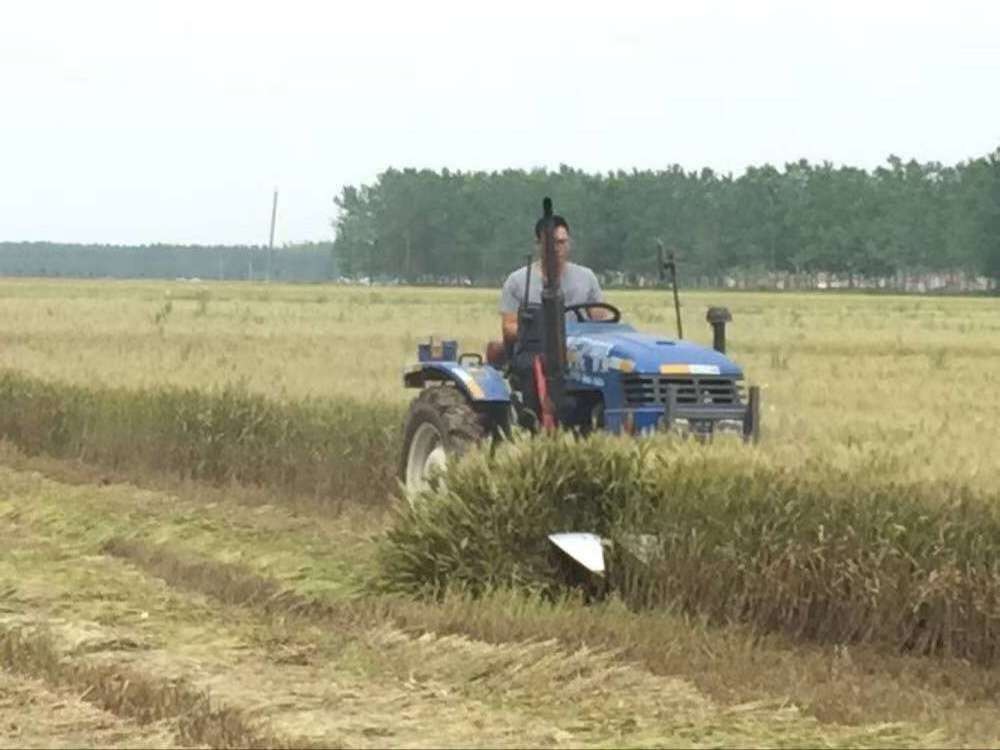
[403,362,511,402]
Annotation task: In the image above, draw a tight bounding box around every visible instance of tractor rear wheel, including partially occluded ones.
[400,385,488,500]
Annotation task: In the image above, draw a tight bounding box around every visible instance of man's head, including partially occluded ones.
[534,214,571,269]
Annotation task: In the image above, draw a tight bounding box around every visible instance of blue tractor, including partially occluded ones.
[400,198,760,570]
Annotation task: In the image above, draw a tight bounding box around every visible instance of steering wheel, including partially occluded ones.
[564,302,621,323]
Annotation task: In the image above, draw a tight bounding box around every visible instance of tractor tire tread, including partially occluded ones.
[421,384,487,449]
[399,385,489,484]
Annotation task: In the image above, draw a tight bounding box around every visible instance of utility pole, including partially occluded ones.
[404,229,411,282]
[267,188,279,282]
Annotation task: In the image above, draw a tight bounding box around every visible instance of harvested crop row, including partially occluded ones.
[6,458,1000,737]
[8,497,700,748]
[100,537,942,748]
[379,432,1000,665]
[0,368,402,506]
[0,668,173,749]
[0,624,297,748]
[101,536,365,624]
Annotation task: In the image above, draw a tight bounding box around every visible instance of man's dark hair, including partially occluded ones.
[534,214,570,239]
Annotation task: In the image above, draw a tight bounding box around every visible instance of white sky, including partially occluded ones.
[2,0,998,245]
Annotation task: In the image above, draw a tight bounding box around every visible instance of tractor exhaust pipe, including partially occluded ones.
[706,307,732,354]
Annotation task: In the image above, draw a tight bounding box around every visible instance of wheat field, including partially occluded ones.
[0,278,996,488]
[1,277,999,747]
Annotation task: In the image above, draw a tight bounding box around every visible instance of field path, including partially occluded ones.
[0,458,984,747]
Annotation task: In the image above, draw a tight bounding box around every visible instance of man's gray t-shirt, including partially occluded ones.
[500,262,603,314]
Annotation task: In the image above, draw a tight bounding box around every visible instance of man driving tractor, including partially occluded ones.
[499,210,607,346]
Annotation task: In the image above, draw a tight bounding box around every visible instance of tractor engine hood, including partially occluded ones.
[565,322,743,378]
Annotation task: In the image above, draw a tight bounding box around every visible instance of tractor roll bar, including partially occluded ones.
[540,197,567,422]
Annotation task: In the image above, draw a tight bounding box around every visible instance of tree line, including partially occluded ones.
[332,152,1000,287]
[0,241,335,281]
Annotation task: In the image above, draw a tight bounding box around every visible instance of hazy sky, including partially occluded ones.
[3,0,998,245]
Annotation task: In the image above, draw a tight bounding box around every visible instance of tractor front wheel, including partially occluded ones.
[399,386,488,501]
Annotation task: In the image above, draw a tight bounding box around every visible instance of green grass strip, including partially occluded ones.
[0,368,403,505]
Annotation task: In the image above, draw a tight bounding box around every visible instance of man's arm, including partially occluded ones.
[499,272,522,345]
[501,312,519,345]
[585,269,611,320]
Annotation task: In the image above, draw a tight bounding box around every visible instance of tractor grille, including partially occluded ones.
[622,374,742,407]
